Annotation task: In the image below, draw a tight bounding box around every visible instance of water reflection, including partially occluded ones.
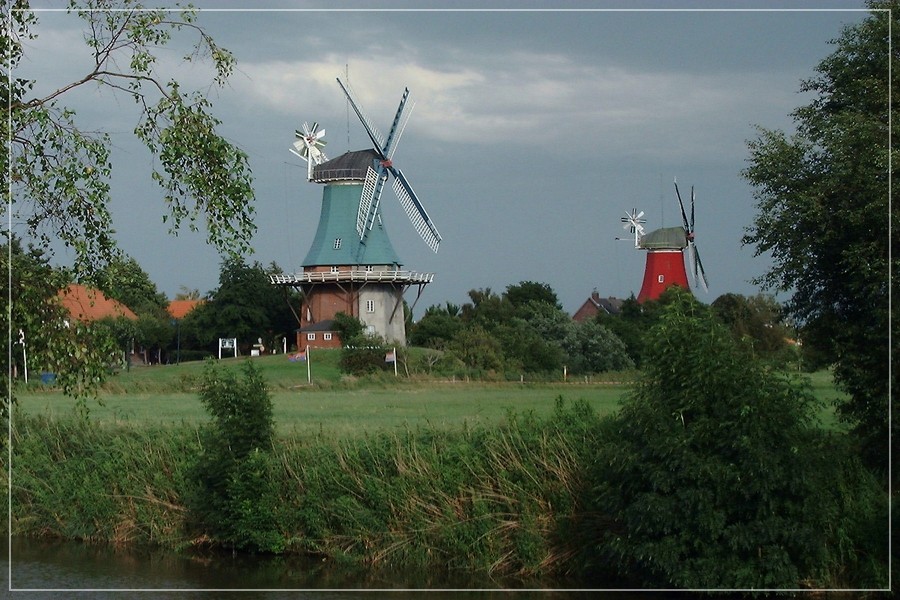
[3,538,629,598]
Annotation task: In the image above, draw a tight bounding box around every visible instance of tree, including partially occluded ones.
[504,281,561,311]
[332,312,366,345]
[2,235,118,404]
[3,1,254,409]
[175,286,202,301]
[710,293,792,360]
[95,255,168,315]
[409,303,463,349]
[741,1,895,472]
[447,325,504,373]
[592,289,886,588]
[5,0,254,277]
[185,259,295,353]
[95,255,173,362]
[460,287,513,327]
[561,319,634,375]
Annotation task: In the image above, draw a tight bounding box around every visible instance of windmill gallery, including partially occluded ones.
[271,78,707,349]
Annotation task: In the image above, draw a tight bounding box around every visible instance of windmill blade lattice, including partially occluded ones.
[392,171,441,253]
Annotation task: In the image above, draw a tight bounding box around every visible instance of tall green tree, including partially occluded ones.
[561,319,633,375]
[186,360,282,552]
[742,1,895,471]
[409,303,463,349]
[4,1,254,408]
[185,259,295,353]
[505,281,561,311]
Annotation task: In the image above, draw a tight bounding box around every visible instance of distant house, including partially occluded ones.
[167,299,204,320]
[572,290,623,322]
[296,319,342,351]
[58,284,137,322]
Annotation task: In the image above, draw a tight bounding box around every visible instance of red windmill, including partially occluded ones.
[622,179,708,303]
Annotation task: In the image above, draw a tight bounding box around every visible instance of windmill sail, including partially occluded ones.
[392,171,441,253]
[337,78,386,153]
[674,179,707,291]
[337,77,441,253]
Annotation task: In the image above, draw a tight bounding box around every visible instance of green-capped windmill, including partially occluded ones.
[272,78,441,350]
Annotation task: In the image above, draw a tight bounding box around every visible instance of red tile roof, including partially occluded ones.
[58,284,138,322]
[167,299,204,319]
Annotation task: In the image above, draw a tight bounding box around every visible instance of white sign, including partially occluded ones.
[218,338,238,359]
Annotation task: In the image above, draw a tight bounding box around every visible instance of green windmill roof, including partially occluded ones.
[302,182,402,267]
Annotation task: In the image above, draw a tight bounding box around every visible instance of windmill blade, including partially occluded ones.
[690,186,695,233]
[383,89,415,160]
[693,244,709,292]
[673,179,690,232]
[390,168,441,253]
[336,77,386,157]
[357,166,389,240]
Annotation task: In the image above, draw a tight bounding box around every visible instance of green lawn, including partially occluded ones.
[13,352,845,437]
[15,384,628,437]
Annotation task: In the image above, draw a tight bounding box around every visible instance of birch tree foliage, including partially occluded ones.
[4,0,255,277]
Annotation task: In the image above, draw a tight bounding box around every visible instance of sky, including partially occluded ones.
[15,1,874,318]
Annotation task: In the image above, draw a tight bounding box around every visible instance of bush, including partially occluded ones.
[339,334,390,376]
[591,289,887,588]
[185,360,282,552]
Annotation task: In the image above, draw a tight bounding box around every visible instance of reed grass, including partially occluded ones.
[6,398,604,579]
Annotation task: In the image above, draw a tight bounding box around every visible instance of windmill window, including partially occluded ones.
[331,266,340,273]
[658,275,665,284]
[366,300,376,313]
[365,265,374,272]
[333,238,342,250]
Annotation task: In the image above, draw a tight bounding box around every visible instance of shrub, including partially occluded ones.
[185,360,282,552]
[591,289,887,588]
[339,333,389,376]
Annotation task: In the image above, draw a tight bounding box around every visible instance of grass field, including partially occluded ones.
[13,351,847,437]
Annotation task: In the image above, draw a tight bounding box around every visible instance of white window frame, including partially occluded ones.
[323,333,332,341]
[333,238,342,250]
[330,266,340,273]
[307,333,316,341]
[366,299,376,313]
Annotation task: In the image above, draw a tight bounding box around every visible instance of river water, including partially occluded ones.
[2,538,638,598]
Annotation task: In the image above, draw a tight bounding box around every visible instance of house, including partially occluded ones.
[572,290,623,322]
[296,319,342,351]
[58,284,137,322]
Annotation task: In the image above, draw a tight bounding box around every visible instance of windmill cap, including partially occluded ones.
[639,226,688,249]
[312,149,380,183]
